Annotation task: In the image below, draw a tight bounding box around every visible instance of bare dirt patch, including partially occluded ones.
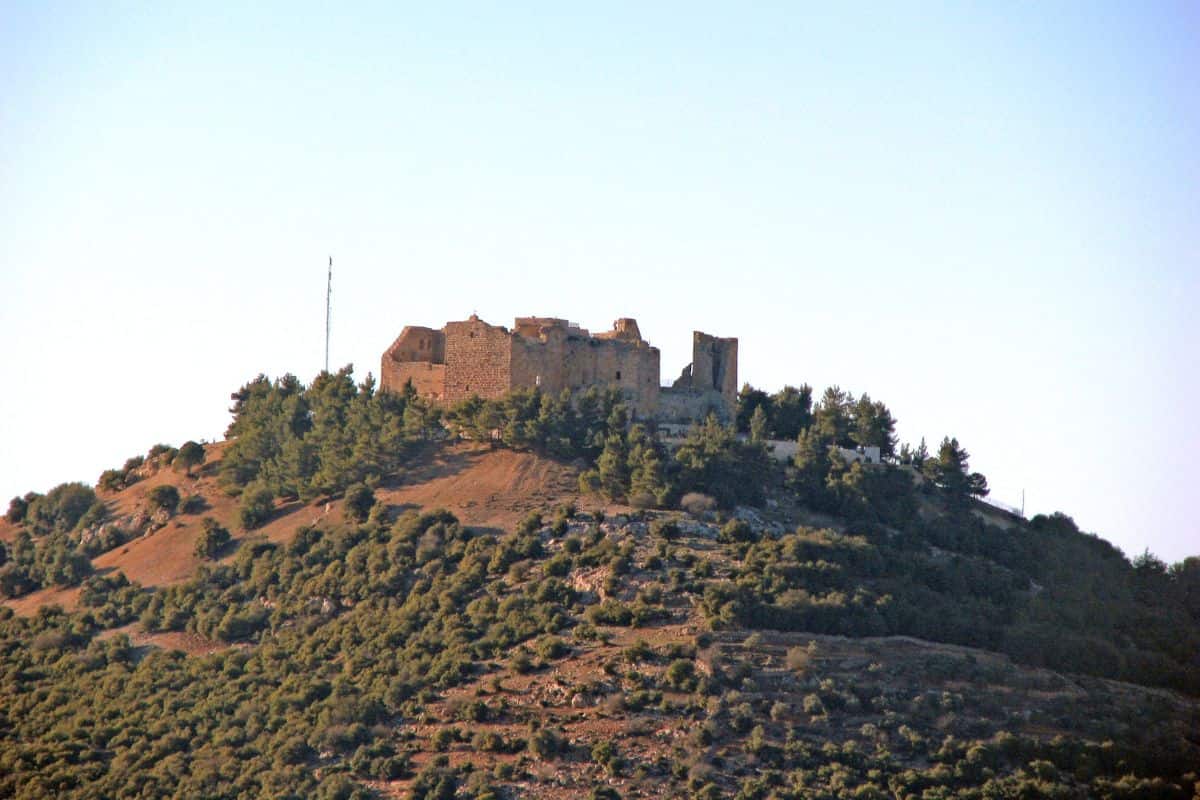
[97,623,230,656]
[376,442,587,530]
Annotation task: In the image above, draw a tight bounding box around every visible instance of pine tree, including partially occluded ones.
[627,424,669,506]
[791,428,833,509]
[749,405,769,443]
[770,384,813,439]
[924,437,988,506]
[736,384,771,434]
[851,394,898,458]
[596,433,629,500]
[913,437,929,468]
[814,386,854,447]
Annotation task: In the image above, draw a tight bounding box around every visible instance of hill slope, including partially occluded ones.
[2,372,1198,799]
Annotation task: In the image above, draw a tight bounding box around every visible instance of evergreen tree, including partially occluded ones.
[627,423,670,506]
[913,437,929,468]
[173,441,205,476]
[924,436,989,505]
[596,406,631,499]
[5,496,27,524]
[675,415,771,507]
[343,483,376,523]
[770,384,813,439]
[736,384,771,434]
[306,367,360,498]
[814,386,854,447]
[194,518,231,560]
[791,428,833,510]
[749,405,768,443]
[851,394,898,458]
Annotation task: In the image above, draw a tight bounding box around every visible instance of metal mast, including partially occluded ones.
[325,256,332,373]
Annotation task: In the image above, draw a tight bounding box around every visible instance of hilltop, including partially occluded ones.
[1,368,1198,799]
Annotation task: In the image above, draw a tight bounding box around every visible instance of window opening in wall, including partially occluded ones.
[615,371,622,380]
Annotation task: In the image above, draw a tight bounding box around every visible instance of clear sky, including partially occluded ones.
[2,3,1196,562]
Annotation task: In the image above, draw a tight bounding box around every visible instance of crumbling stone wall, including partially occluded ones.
[380,314,730,424]
[657,388,730,425]
[386,326,445,363]
[685,332,738,400]
[668,331,738,420]
[381,326,447,399]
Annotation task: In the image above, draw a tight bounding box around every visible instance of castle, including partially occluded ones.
[381,315,737,424]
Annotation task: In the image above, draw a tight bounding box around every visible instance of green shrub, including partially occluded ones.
[431,727,455,751]
[26,483,96,534]
[718,519,753,543]
[517,511,543,536]
[147,443,175,461]
[651,519,681,541]
[528,727,563,759]
[146,484,180,513]
[0,563,36,598]
[586,600,635,626]
[239,485,275,530]
[455,700,488,722]
[343,483,375,523]
[194,518,231,560]
[591,739,621,775]
[77,500,108,530]
[624,639,653,663]
[173,440,205,475]
[544,553,572,577]
[579,470,602,495]
[97,469,127,493]
[665,659,697,691]
[510,649,535,674]
[177,494,206,515]
[536,635,569,660]
[5,496,28,523]
[472,730,505,752]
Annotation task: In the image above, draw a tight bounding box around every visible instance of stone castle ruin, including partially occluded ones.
[381,315,736,424]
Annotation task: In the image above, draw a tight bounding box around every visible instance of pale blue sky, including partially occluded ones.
[2,3,1196,561]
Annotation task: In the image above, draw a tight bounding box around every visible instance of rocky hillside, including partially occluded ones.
[2,434,1199,799]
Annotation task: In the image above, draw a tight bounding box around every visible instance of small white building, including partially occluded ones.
[835,445,882,465]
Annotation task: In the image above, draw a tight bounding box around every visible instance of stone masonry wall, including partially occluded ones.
[658,387,730,424]
[386,326,445,364]
[443,318,513,401]
[511,326,566,393]
[381,315,727,424]
[510,327,660,416]
[381,360,446,399]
